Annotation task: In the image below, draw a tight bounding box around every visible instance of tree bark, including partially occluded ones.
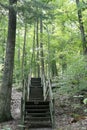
[76,0,87,54]
[22,24,27,80]
[36,17,40,77]
[31,22,36,76]
[0,0,17,122]
[51,59,58,77]
[40,17,44,76]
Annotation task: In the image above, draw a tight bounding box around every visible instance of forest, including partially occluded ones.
[0,0,87,130]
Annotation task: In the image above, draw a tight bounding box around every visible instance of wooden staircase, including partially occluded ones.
[29,78,43,101]
[24,101,51,128]
[21,77,54,129]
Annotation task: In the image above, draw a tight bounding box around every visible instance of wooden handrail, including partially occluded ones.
[42,74,46,100]
[41,73,54,127]
[27,73,31,101]
[21,79,26,128]
[21,72,54,128]
[48,78,54,127]
[41,74,48,101]
[48,78,53,100]
[21,71,32,129]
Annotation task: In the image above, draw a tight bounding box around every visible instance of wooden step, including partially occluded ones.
[31,84,41,86]
[25,108,49,113]
[25,101,49,105]
[25,112,50,117]
[24,116,51,121]
[25,101,50,128]
[31,78,41,87]
[31,78,41,82]
[25,104,49,109]
[29,87,43,101]
[24,120,52,128]
[30,84,42,87]
[29,86,43,92]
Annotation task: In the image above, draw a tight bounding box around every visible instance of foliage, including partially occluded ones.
[83,98,87,104]
[0,0,87,91]
[54,54,87,95]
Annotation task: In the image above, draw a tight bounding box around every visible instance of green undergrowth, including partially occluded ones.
[53,55,87,96]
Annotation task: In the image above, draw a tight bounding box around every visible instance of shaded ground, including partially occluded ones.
[0,89,21,130]
[0,89,87,130]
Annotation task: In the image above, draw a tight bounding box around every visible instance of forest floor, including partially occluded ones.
[0,88,87,130]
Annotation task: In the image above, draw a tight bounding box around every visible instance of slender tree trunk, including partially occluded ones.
[76,0,87,54]
[2,28,6,62]
[22,24,27,80]
[40,17,44,76]
[47,27,51,78]
[36,18,40,77]
[34,23,37,77]
[18,30,21,66]
[0,0,17,122]
[32,22,36,76]
[51,59,58,77]
[51,26,58,77]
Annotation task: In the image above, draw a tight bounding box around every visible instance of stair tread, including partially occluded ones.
[24,121,52,128]
[25,101,49,104]
[25,108,49,111]
[24,120,51,123]
[31,81,41,83]
[25,105,49,108]
[26,107,49,110]
[31,86,42,88]
[25,104,49,105]
[25,112,50,115]
[25,116,50,120]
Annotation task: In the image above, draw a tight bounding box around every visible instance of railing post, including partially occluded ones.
[48,78,55,128]
[52,98,55,128]
[21,79,26,130]
[41,73,55,127]
[42,74,44,100]
[27,73,31,101]
[42,74,47,101]
[21,71,32,130]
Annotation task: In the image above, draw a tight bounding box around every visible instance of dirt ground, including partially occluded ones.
[0,89,87,130]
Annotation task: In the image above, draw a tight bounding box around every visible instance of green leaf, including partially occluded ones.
[83,98,87,104]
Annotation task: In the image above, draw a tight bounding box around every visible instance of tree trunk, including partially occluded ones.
[2,28,6,62]
[22,24,27,80]
[36,17,40,77]
[0,0,17,122]
[51,59,58,77]
[40,17,44,76]
[47,27,51,78]
[76,0,87,54]
[18,30,21,66]
[31,22,36,76]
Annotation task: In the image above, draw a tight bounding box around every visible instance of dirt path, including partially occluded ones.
[0,89,87,130]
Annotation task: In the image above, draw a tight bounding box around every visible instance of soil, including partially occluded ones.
[0,89,87,130]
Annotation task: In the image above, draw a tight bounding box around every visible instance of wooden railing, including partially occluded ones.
[21,79,27,129]
[48,78,54,128]
[42,74,47,101]
[21,71,54,128]
[41,74,55,128]
[27,73,31,101]
[21,72,31,129]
